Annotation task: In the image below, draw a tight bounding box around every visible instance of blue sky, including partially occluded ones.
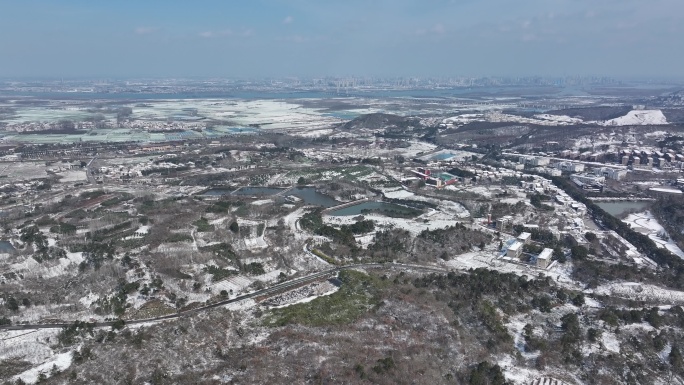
[0,0,682,78]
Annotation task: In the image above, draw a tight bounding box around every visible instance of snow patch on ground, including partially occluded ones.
[381,188,415,200]
[583,296,602,308]
[79,292,99,308]
[13,351,72,384]
[649,187,683,194]
[0,329,59,365]
[324,212,458,236]
[623,211,684,258]
[224,299,256,312]
[600,110,668,126]
[57,170,88,183]
[498,355,544,384]
[601,332,621,353]
[9,251,85,280]
[445,252,583,290]
[593,282,684,304]
[534,114,585,125]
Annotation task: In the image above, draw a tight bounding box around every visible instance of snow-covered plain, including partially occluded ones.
[622,211,684,258]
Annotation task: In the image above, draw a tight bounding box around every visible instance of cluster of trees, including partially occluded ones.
[299,209,324,232]
[490,201,526,219]
[204,265,239,282]
[420,224,486,246]
[366,229,411,261]
[2,295,31,312]
[360,205,421,218]
[201,243,239,263]
[300,209,373,250]
[205,200,236,214]
[193,217,214,232]
[20,224,66,263]
[77,241,115,270]
[87,221,132,242]
[412,268,607,368]
[50,221,77,235]
[199,243,264,278]
[94,279,140,316]
[528,193,554,211]
[467,362,508,385]
[342,220,374,234]
[413,269,553,352]
[598,306,670,329]
[560,313,582,363]
[416,224,492,259]
[20,225,47,248]
[448,167,476,179]
[81,190,106,200]
[382,197,436,211]
[141,166,191,176]
[58,321,96,346]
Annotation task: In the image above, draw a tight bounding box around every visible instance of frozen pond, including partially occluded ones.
[596,201,651,217]
[0,240,16,253]
[284,187,338,207]
[203,187,287,196]
[233,187,287,196]
[328,201,421,217]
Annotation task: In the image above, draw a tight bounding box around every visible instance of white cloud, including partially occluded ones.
[283,16,294,24]
[431,23,446,34]
[415,23,447,36]
[134,27,158,35]
[198,29,233,38]
[521,33,538,42]
[277,35,324,43]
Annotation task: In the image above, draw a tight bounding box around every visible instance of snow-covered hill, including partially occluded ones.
[600,110,668,126]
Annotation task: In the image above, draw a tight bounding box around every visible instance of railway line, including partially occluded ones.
[0,262,450,332]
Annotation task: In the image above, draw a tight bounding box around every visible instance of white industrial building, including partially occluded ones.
[573,173,606,185]
[517,232,531,244]
[553,161,585,173]
[537,248,553,269]
[594,167,627,181]
[519,156,550,167]
[506,241,523,259]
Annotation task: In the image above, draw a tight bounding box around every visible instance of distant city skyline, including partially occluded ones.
[1,0,683,79]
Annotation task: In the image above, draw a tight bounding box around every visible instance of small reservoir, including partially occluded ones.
[595,201,651,217]
[285,187,339,207]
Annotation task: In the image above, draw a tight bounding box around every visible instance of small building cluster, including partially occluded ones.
[410,168,459,187]
[501,232,554,269]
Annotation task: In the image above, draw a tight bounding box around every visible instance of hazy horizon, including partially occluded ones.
[1,0,683,79]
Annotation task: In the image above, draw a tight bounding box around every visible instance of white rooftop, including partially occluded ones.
[538,248,553,261]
